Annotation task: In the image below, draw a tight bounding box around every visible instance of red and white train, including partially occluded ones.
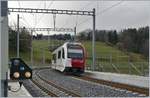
[51,42,86,74]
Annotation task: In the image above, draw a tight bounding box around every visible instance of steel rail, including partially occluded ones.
[36,71,81,97]
[31,79,58,97]
[38,74,81,97]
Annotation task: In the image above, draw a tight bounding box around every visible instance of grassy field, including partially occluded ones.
[9,40,149,75]
[82,41,148,75]
[82,41,147,62]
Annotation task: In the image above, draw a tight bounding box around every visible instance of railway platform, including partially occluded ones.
[85,70,149,88]
[8,82,31,97]
[8,69,31,97]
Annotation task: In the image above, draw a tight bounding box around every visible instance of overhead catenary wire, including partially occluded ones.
[78,1,124,26]
[33,1,43,28]
[61,1,95,36]
[63,1,95,28]
[17,0,32,28]
[34,1,55,38]
[16,1,122,30]
[75,1,95,26]
[32,1,45,28]
[34,0,54,28]
[16,1,123,35]
[74,1,96,34]
[98,1,123,15]
[18,1,54,29]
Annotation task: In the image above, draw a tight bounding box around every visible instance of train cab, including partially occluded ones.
[51,42,86,74]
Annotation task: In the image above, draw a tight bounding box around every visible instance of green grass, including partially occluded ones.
[9,40,149,76]
[82,41,146,61]
[32,40,64,63]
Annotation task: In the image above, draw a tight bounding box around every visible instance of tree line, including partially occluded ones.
[9,27,73,54]
[77,26,149,58]
[9,26,149,58]
[9,27,31,53]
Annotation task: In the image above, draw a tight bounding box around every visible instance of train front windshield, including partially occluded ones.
[67,44,83,59]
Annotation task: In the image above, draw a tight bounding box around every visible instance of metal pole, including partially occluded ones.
[17,14,20,58]
[92,8,96,71]
[30,30,33,67]
[48,30,50,44]
[74,27,76,41]
[141,63,144,76]
[42,48,45,65]
[1,1,8,97]
[128,56,131,74]
[53,14,56,31]
[53,14,56,48]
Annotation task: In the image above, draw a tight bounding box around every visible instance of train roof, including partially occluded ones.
[52,42,82,54]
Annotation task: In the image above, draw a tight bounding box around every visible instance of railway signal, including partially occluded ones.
[9,58,32,80]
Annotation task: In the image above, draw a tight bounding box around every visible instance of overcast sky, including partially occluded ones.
[8,1,150,35]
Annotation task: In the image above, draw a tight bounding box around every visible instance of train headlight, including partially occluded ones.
[25,72,31,78]
[13,72,20,78]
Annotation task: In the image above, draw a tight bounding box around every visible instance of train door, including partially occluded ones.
[52,54,56,64]
[57,49,63,69]
[62,48,65,68]
[57,50,61,65]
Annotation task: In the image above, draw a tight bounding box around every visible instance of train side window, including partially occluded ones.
[58,50,61,59]
[62,48,65,59]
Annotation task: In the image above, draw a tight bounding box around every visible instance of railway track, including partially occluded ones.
[36,73,81,97]
[29,69,148,97]
[31,70,81,97]
[72,75,149,96]
[31,79,58,97]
